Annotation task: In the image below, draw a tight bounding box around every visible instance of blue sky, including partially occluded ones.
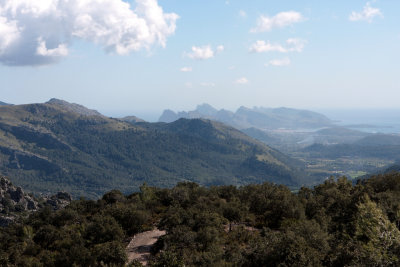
[0,0,399,120]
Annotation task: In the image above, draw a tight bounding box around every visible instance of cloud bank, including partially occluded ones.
[0,0,178,66]
[251,11,304,33]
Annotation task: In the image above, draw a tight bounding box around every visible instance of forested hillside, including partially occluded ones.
[0,100,306,198]
[1,173,400,266]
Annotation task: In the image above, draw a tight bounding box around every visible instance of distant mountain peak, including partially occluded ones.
[46,98,102,117]
[195,103,218,116]
[237,106,250,112]
[159,109,179,123]
[159,104,333,130]
[47,98,67,104]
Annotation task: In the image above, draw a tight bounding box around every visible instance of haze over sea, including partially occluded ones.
[318,109,400,134]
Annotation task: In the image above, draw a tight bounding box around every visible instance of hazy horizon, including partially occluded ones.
[103,105,400,126]
[3,97,400,128]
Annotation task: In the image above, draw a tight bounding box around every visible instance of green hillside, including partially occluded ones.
[355,134,400,146]
[0,100,306,198]
[303,143,400,160]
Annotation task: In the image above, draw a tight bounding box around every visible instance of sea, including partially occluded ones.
[317,109,400,134]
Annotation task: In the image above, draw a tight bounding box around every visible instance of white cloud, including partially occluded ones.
[251,11,304,33]
[349,2,383,22]
[200,82,216,87]
[235,77,248,84]
[0,17,20,54]
[266,57,291,67]
[36,38,68,57]
[0,0,178,66]
[216,45,225,53]
[239,10,247,18]
[249,38,306,53]
[185,45,224,60]
[286,38,307,52]
[249,40,287,53]
[185,45,214,60]
[180,67,192,72]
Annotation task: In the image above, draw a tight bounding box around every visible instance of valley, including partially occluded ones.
[159,104,400,183]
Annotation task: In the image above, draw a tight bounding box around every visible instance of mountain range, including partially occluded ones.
[159,104,333,130]
[0,99,308,198]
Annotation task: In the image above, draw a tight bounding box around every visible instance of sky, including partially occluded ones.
[0,0,399,121]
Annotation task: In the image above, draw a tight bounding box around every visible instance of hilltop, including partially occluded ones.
[120,115,145,124]
[46,98,103,116]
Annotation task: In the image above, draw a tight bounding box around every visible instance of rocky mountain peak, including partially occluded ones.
[195,103,218,116]
[46,98,102,117]
[159,109,179,123]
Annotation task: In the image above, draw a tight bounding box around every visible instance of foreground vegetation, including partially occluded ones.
[1,173,400,266]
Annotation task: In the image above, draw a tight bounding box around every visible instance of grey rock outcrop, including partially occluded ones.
[0,176,39,226]
[44,191,72,210]
[1,175,74,226]
[0,176,38,212]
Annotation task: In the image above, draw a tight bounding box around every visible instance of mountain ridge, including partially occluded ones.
[159,104,333,130]
[0,99,308,198]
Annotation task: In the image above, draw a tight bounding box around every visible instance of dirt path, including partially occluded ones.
[126,229,166,266]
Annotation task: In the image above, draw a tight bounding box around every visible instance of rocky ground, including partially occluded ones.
[0,175,72,226]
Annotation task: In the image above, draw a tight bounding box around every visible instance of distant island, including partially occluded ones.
[159,104,333,130]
